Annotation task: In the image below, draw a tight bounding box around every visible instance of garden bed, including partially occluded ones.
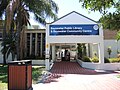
[81,56,120,63]
[81,56,99,63]
[105,58,120,63]
[77,59,120,70]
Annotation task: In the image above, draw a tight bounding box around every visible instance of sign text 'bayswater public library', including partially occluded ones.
[49,24,99,35]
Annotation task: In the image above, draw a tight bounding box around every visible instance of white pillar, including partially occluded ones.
[89,43,93,58]
[88,43,91,57]
[35,33,38,56]
[30,33,32,55]
[45,43,50,70]
[52,44,56,61]
[98,42,104,64]
[86,43,89,57]
[75,43,78,59]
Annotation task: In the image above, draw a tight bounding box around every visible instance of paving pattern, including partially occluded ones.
[33,61,120,90]
[50,61,113,74]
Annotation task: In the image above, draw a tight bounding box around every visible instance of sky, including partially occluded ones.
[53,0,102,21]
[29,0,103,28]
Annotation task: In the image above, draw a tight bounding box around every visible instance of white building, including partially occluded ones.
[45,11,104,70]
[0,12,120,70]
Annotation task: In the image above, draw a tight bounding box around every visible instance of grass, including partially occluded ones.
[0,65,8,83]
[0,83,7,90]
[0,65,8,90]
[0,65,45,89]
[32,66,45,84]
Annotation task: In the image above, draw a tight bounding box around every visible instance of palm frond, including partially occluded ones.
[24,0,58,24]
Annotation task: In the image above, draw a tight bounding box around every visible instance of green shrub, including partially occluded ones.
[0,66,8,83]
[0,65,7,74]
[91,56,99,63]
[109,58,120,63]
[32,70,41,81]
[104,57,110,63]
[32,66,45,84]
[82,56,91,62]
[104,58,120,63]
[32,67,44,81]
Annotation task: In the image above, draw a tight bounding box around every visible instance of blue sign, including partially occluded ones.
[49,24,99,35]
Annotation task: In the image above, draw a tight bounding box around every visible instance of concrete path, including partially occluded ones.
[33,62,120,90]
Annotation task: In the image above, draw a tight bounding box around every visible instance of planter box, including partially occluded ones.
[77,59,120,70]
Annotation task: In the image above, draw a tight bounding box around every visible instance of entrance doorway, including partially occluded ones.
[61,49,70,61]
[61,45,70,61]
[55,44,76,62]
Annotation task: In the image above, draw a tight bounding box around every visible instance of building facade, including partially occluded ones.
[0,12,120,70]
[25,29,45,59]
[45,11,104,70]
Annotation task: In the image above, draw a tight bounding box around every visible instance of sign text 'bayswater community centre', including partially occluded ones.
[49,24,99,36]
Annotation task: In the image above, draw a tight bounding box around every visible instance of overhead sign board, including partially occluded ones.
[49,24,99,35]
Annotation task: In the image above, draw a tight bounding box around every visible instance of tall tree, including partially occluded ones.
[100,12,120,30]
[0,0,58,63]
[79,0,120,30]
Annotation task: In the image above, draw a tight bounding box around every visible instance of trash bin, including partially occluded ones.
[8,60,33,90]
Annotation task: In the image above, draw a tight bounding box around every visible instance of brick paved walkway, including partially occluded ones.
[33,61,120,90]
[50,61,114,74]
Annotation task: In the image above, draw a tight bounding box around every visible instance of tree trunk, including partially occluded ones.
[20,28,25,59]
[16,24,21,60]
[3,51,6,65]
[16,14,22,60]
[2,14,7,65]
[12,52,15,61]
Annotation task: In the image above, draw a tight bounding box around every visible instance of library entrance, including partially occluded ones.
[55,44,77,62]
[61,48,70,61]
[45,11,104,70]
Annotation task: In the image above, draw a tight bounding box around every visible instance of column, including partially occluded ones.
[75,43,78,59]
[86,43,89,57]
[89,43,93,58]
[35,33,38,56]
[30,33,32,55]
[52,44,56,61]
[88,43,91,57]
[99,26,104,64]
[24,33,27,57]
[40,33,43,57]
[98,42,104,64]
[45,43,50,70]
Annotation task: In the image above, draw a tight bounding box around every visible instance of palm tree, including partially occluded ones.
[1,33,16,61]
[0,0,58,63]
[0,0,58,21]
